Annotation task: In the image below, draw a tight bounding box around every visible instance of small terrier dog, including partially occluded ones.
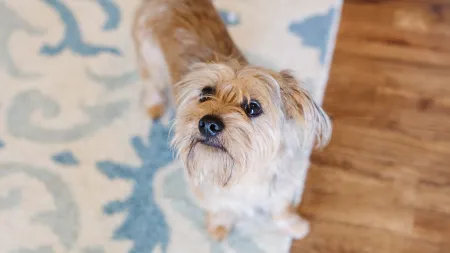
[133,0,331,240]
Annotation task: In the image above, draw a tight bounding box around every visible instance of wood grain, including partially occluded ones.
[291,0,450,252]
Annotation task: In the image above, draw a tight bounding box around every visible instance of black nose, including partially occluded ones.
[198,115,224,137]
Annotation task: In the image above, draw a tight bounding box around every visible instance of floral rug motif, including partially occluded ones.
[0,0,341,252]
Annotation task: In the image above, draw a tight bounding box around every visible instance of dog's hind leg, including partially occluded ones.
[133,12,171,119]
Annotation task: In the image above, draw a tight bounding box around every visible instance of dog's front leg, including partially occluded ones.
[205,210,236,241]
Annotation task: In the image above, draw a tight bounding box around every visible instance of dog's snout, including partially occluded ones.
[198,115,224,137]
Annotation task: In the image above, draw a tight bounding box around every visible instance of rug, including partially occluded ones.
[0,0,341,252]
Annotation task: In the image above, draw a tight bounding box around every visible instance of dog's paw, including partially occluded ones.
[274,213,310,240]
[207,224,230,241]
[206,211,234,241]
[147,104,165,119]
[282,217,310,240]
[141,89,165,119]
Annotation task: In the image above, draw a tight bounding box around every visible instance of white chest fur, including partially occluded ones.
[195,148,311,217]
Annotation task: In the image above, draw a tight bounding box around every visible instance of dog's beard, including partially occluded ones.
[172,114,283,188]
[184,137,239,186]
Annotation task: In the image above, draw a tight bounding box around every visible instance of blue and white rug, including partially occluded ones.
[0,0,341,252]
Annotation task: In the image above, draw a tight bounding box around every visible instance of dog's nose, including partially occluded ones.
[198,115,224,137]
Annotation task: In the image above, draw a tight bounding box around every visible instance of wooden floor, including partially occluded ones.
[292,0,450,252]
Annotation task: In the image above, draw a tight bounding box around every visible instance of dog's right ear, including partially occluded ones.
[278,70,332,149]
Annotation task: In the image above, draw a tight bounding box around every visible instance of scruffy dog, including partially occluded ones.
[133,0,331,240]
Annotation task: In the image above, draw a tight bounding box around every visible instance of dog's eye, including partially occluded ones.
[199,86,214,102]
[244,100,263,117]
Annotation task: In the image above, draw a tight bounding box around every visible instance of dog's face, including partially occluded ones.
[172,62,331,187]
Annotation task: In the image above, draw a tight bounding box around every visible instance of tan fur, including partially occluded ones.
[133,0,332,240]
[146,104,165,119]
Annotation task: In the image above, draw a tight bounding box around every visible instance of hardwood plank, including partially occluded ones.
[291,0,450,252]
[338,1,450,67]
[291,219,443,253]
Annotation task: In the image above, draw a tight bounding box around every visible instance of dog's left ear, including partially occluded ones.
[278,70,332,149]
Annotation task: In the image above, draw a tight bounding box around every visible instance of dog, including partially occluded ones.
[133,0,332,240]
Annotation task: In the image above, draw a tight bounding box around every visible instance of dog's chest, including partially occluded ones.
[201,183,273,216]
[198,169,299,216]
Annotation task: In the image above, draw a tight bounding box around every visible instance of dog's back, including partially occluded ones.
[133,0,245,83]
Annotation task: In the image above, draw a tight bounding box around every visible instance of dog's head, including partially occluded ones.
[172,61,331,187]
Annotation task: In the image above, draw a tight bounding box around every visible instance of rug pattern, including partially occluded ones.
[0,0,341,252]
